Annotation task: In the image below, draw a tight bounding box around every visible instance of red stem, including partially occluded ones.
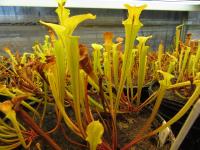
[60,124,87,148]
[121,132,156,150]
[14,104,62,150]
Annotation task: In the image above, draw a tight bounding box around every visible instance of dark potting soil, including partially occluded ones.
[35,106,86,150]
[15,105,173,150]
[116,108,173,150]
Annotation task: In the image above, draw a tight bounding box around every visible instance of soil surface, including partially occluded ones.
[116,108,173,150]
[15,105,173,150]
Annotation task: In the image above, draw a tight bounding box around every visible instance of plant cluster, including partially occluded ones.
[0,0,200,150]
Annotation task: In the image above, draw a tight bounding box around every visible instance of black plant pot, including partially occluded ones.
[0,95,10,101]
[123,83,151,103]
[148,80,200,150]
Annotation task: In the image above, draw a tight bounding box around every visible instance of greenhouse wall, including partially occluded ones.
[0,6,198,52]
